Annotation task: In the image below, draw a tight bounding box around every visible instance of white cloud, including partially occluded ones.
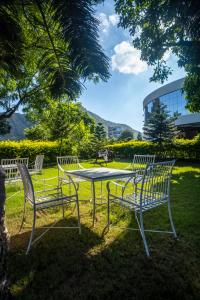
[163,49,171,61]
[108,14,119,26]
[97,13,119,34]
[111,41,147,74]
[98,13,110,33]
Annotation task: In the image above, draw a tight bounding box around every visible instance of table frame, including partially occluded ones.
[65,167,135,225]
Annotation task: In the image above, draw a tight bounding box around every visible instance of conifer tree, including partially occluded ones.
[137,132,142,141]
[94,123,107,141]
[143,103,177,144]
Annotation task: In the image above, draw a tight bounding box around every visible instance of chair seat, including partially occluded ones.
[29,168,41,174]
[111,192,168,212]
[33,190,76,210]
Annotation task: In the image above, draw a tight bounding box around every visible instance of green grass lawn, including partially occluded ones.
[5,160,200,300]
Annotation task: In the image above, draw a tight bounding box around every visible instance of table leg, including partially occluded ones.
[92,181,96,226]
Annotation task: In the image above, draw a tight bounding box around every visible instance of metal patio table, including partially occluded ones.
[65,167,135,225]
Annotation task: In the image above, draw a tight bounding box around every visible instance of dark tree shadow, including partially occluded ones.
[8,168,200,300]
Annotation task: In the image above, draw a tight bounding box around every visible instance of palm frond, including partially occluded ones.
[0,1,24,75]
[51,0,110,81]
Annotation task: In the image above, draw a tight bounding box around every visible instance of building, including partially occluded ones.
[143,78,200,138]
[108,126,124,139]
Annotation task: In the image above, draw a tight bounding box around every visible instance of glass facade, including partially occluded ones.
[145,89,189,123]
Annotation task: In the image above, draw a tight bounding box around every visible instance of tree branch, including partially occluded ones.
[0,84,51,120]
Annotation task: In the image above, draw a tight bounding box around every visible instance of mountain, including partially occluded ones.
[86,110,140,138]
[0,111,140,140]
[0,113,32,140]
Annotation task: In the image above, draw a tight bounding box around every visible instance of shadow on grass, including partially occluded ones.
[8,168,200,300]
[9,217,103,300]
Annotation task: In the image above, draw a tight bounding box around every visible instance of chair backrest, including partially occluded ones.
[137,160,175,208]
[34,155,44,172]
[98,149,108,158]
[57,156,82,175]
[132,155,155,172]
[17,163,35,205]
[1,158,29,181]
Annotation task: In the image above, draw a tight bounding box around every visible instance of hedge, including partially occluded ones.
[106,136,200,161]
[0,137,200,164]
[0,140,71,165]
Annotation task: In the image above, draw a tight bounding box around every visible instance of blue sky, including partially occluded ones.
[79,0,186,132]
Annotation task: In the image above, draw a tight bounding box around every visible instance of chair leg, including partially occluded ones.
[69,182,72,197]
[115,184,118,196]
[60,187,65,219]
[26,209,36,255]
[19,199,27,233]
[168,199,177,238]
[100,181,103,204]
[92,181,96,226]
[139,210,150,257]
[76,196,81,234]
[107,193,110,228]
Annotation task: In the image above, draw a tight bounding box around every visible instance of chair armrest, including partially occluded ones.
[124,163,132,170]
[78,163,84,169]
[107,176,134,197]
[35,187,60,194]
[63,174,79,192]
[110,181,126,188]
[32,176,57,182]
[32,176,58,190]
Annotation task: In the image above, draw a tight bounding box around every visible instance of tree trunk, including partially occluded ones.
[0,167,11,299]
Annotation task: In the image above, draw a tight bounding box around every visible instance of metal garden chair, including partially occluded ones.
[57,156,86,187]
[18,163,81,254]
[106,160,177,257]
[125,154,156,171]
[1,157,29,183]
[28,155,44,174]
[117,154,156,183]
[57,156,95,203]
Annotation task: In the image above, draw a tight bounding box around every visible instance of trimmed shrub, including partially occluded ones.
[0,136,200,163]
[106,136,200,161]
[0,140,71,164]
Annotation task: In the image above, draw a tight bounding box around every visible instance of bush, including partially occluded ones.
[106,136,200,161]
[0,140,72,165]
[0,136,200,164]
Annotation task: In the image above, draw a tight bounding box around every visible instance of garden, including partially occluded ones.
[1,0,200,299]
[5,160,200,300]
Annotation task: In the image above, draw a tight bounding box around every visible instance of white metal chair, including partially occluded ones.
[57,156,85,187]
[106,160,177,257]
[126,154,155,171]
[1,158,29,183]
[29,155,44,174]
[57,156,93,203]
[118,154,156,183]
[18,163,81,254]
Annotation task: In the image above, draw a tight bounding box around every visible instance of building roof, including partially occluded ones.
[143,78,185,108]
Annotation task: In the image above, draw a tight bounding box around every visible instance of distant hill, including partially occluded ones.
[0,110,140,140]
[87,110,140,138]
[0,113,32,140]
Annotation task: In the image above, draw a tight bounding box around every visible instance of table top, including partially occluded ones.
[65,167,135,181]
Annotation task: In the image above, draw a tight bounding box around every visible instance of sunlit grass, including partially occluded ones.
[6,160,200,300]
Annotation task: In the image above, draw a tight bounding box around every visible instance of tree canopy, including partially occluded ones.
[0,0,110,122]
[118,129,133,141]
[25,100,94,141]
[115,0,200,111]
